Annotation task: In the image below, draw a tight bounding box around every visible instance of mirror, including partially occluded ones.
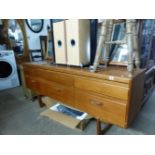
[26,19,44,33]
[0,25,9,50]
[40,35,47,59]
[47,28,54,60]
[8,19,24,58]
[40,23,54,61]
[1,19,29,63]
[110,22,128,66]
[110,44,128,64]
[40,32,54,60]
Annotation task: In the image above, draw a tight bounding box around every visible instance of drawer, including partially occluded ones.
[25,76,44,94]
[24,67,74,86]
[24,67,38,77]
[75,77,129,100]
[43,81,74,106]
[75,90,127,127]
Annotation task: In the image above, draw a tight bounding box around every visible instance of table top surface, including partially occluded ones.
[24,61,145,84]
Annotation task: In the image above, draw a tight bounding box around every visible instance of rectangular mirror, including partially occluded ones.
[109,22,128,66]
[40,21,54,62]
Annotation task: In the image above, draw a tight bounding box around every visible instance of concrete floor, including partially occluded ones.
[0,86,155,135]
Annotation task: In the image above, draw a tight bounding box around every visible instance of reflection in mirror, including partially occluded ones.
[0,25,9,50]
[47,29,54,59]
[110,22,128,65]
[8,19,24,58]
[40,35,47,59]
[111,44,128,64]
[26,19,43,33]
[40,28,54,61]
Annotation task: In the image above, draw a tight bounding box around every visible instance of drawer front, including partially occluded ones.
[43,81,74,106]
[25,76,44,94]
[75,78,129,100]
[25,76,37,90]
[24,67,36,77]
[25,75,75,106]
[24,67,74,86]
[75,90,127,127]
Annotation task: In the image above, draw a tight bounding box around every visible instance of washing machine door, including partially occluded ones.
[0,60,14,79]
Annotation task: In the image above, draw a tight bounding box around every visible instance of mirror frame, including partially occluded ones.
[25,19,44,33]
[2,19,30,63]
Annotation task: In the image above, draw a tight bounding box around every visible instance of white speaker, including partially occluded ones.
[65,19,90,66]
[53,21,67,64]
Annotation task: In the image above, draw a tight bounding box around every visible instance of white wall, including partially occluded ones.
[25,19,51,50]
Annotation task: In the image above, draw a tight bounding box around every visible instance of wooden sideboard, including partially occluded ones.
[23,62,145,133]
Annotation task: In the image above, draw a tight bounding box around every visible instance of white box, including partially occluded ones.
[65,19,90,66]
[53,21,67,64]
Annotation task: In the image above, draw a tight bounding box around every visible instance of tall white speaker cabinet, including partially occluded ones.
[53,21,67,64]
[65,19,90,66]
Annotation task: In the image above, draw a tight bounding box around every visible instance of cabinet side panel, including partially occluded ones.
[126,71,145,127]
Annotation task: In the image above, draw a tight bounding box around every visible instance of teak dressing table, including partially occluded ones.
[23,61,145,134]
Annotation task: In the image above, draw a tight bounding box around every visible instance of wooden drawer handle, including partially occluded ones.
[90,100,103,106]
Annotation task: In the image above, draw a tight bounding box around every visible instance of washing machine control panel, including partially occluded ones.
[0,50,14,57]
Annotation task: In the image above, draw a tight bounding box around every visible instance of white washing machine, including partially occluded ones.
[0,50,20,91]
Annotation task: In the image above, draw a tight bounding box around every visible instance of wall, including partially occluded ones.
[25,19,51,50]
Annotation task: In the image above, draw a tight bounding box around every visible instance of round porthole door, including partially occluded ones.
[0,60,14,79]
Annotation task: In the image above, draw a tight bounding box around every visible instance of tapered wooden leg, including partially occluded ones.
[126,19,134,77]
[105,20,113,68]
[132,20,140,68]
[38,95,45,108]
[91,20,108,72]
[96,119,112,135]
